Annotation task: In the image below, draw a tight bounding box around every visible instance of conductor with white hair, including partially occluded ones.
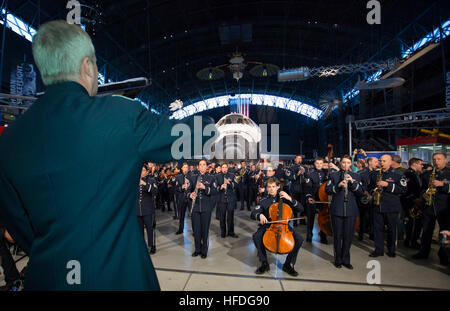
[0,20,188,290]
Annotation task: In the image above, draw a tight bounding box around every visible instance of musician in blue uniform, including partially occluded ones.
[368,155,407,258]
[413,153,450,266]
[305,157,329,244]
[137,165,159,254]
[289,155,308,227]
[217,163,239,238]
[238,161,250,211]
[357,157,379,241]
[325,156,364,269]
[248,164,259,209]
[251,178,304,276]
[187,160,218,258]
[403,158,423,249]
[213,165,222,220]
[174,163,191,235]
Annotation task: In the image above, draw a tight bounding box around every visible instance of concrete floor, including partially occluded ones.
[2,203,449,291]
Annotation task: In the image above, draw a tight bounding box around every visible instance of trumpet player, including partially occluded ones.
[325,155,364,269]
[413,153,450,267]
[368,155,407,258]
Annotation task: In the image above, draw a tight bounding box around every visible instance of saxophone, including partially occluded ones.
[373,168,383,206]
[423,167,437,206]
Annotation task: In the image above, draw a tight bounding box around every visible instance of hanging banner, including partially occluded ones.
[10,63,36,106]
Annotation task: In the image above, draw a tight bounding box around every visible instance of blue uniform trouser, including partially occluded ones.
[177,197,189,232]
[218,201,235,236]
[373,209,398,254]
[252,225,303,265]
[191,210,212,255]
[331,215,356,265]
[137,213,155,247]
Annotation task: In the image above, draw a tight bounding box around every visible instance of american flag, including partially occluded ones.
[229,97,250,117]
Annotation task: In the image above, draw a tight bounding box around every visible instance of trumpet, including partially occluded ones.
[373,168,383,206]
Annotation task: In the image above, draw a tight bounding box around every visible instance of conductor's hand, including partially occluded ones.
[259,214,268,225]
[279,191,292,202]
[169,99,183,111]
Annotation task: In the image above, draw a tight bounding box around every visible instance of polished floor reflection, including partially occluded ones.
[3,203,449,291]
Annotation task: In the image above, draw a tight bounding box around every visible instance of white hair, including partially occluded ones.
[32,20,95,85]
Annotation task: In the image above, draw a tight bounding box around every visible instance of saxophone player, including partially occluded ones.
[325,155,364,269]
[368,155,407,258]
[413,153,450,267]
[403,158,424,249]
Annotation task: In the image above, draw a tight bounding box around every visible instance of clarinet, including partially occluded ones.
[189,175,201,217]
[343,170,349,203]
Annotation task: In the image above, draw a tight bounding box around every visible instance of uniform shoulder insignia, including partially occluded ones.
[400,178,407,187]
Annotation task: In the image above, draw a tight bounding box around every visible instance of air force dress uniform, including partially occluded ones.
[187,172,218,257]
[137,175,158,251]
[368,168,407,257]
[325,171,364,267]
[216,172,238,237]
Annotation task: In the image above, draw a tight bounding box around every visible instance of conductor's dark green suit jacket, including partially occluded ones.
[0,82,192,290]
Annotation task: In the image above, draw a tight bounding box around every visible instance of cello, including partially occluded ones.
[262,191,307,254]
[317,145,360,236]
[262,191,295,254]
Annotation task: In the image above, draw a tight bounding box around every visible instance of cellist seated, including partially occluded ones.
[250,178,304,276]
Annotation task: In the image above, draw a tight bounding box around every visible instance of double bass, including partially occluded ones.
[317,144,360,236]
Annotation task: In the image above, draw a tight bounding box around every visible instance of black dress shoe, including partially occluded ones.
[201,253,207,259]
[369,251,383,258]
[192,251,200,257]
[221,234,226,238]
[306,235,312,243]
[173,216,178,220]
[228,233,239,238]
[358,235,363,241]
[240,208,244,211]
[387,252,396,258]
[334,263,342,268]
[412,252,428,259]
[255,262,270,274]
[343,263,353,270]
[282,263,299,277]
[150,246,156,254]
[175,231,183,235]
[320,237,328,245]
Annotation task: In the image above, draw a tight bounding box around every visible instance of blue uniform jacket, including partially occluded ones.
[325,171,364,217]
